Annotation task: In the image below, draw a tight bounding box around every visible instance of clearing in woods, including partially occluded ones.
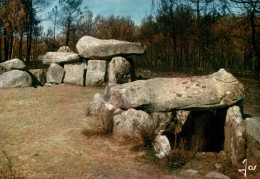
[0,77,259,178]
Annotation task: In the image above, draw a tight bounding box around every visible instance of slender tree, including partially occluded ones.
[58,0,84,46]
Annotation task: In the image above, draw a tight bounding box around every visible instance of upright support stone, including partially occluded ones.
[46,63,65,84]
[244,118,260,159]
[85,60,106,86]
[108,57,131,84]
[64,63,85,86]
[224,106,246,165]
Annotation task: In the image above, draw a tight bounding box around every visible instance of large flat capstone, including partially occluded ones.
[43,52,80,65]
[105,69,245,112]
[0,59,26,74]
[76,36,146,59]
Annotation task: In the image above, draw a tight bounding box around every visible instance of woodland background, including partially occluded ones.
[0,0,259,78]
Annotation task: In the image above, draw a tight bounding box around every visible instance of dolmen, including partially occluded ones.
[0,36,145,88]
[42,36,146,86]
[90,68,260,166]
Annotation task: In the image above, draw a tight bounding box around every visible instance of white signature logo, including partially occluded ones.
[238,159,257,177]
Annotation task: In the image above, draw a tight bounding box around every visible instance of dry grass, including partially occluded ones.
[99,112,114,135]
[0,85,176,178]
[140,122,159,149]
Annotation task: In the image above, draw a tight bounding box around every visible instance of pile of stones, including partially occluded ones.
[0,36,146,88]
[90,68,260,166]
[0,58,45,88]
[43,36,146,87]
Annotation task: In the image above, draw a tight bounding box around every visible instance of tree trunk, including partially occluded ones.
[66,17,71,46]
[4,29,9,61]
[19,31,23,59]
[9,32,13,59]
[11,34,16,59]
[26,27,32,63]
[26,0,33,63]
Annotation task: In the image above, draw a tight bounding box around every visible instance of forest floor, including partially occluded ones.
[0,73,259,178]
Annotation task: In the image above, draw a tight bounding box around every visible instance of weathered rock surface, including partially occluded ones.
[89,93,123,117]
[153,133,171,158]
[244,118,260,158]
[64,63,85,86]
[224,106,246,165]
[43,52,80,64]
[205,171,230,179]
[29,69,46,85]
[76,36,146,59]
[150,112,173,133]
[0,59,26,72]
[85,60,106,86]
[57,46,72,53]
[108,57,131,84]
[46,63,65,84]
[105,69,245,112]
[176,110,191,125]
[113,109,152,138]
[0,70,32,88]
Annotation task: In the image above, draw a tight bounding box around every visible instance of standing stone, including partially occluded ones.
[244,118,260,158]
[85,60,106,86]
[224,106,246,165]
[46,63,65,84]
[108,57,131,84]
[113,109,152,138]
[76,36,146,59]
[0,59,26,72]
[64,63,85,86]
[29,69,46,85]
[0,70,32,88]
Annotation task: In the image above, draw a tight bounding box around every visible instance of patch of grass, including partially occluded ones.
[140,127,158,149]
[81,112,114,137]
[81,127,106,137]
[100,112,114,135]
[0,149,25,179]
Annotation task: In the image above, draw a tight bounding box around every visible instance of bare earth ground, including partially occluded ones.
[0,85,176,178]
[0,74,259,178]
